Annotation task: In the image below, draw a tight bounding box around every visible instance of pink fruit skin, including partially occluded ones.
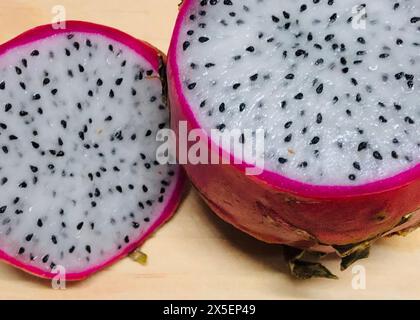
[0,21,186,280]
[168,0,420,252]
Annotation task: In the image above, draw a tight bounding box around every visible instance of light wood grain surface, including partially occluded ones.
[0,0,419,300]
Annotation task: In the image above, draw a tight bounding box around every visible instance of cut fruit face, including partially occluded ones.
[175,0,420,186]
[0,22,184,279]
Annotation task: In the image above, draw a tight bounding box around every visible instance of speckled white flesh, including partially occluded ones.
[0,33,179,273]
[178,0,420,185]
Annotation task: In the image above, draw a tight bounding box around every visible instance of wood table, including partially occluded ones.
[0,0,419,299]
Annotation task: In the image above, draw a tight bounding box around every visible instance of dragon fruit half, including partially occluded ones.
[0,21,185,280]
[168,0,420,278]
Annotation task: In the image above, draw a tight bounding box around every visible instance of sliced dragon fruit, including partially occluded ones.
[0,21,185,280]
[168,0,420,277]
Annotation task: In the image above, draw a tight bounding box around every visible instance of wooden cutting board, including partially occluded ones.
[0,0,419,300]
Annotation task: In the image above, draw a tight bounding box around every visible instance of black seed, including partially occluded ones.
[199,36,209,43]
[51,235,57,245]
[278,157,288,164]
[0,206,6,213]
[285,73,295,80]
[77,222,84,230]
[97,78,103,86]
[294,93,304,100]
[78,64,84,72]
[284,121,293,129]
[272,15,280,23]
[324,34,335,42]
[310,136,320,145]
[284,134,293,143]
[250,73,258,81]
[349,174,356,181]
[37,219,43,227]
[187,83,196,90]
[329,13,337,23]
[218,103,226,112]
[115,78,123,86]
[85,245,91,254]
[132,222,140,229]
[378,116,387,123]
[299,161,308,168]
[357,37,366,44]
[295,49,306,56]
[405,116,415,124]
[246,46,255,52]
[358,142,368,151]
[405,74,414,81]
[183,41,190,51]
[239,133,245,144]
[395,72,404,80]
[316,113,323,124]
[316,83,324,94]
[391,151,399,159]
[215,123,226,132]
[32,94,41,100]
[31,50,39,56]
[307,32,313,41]
[373,151,383,160]
[353,162,361,170]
